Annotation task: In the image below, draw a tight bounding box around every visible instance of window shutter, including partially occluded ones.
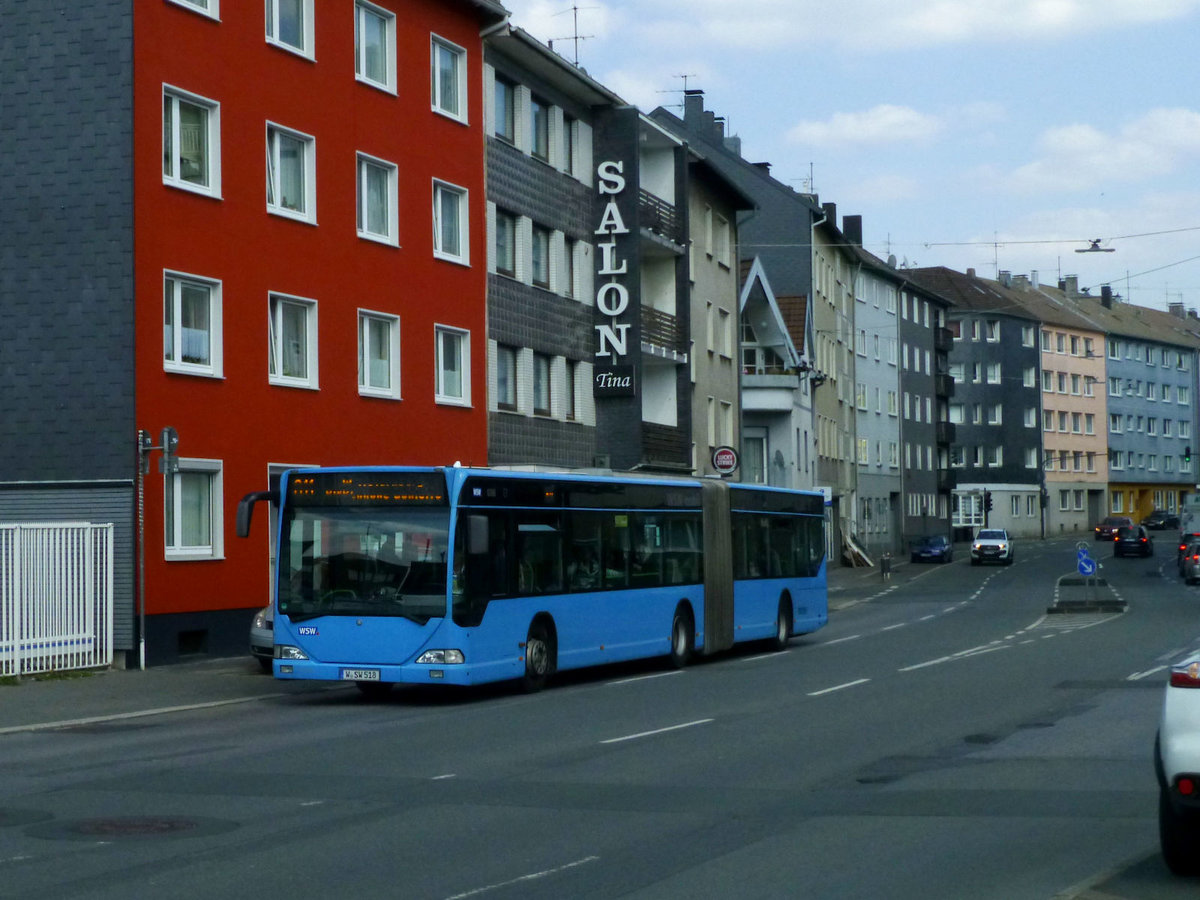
[516,347,533,415]
[515,85,531,154]
[482,64,495,136]
[486,339,498,411]
[579,361,596,426]
[577,241,593,306]
[516,216,532,285]
[549,230,564,295]
[549,106,564,171]
[576,120,593,187]
[486,202,497,273]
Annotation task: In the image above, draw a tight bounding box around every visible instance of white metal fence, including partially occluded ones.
[0,523,114,677]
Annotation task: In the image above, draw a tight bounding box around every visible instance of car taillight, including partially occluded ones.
[1170,661,1200,688]
[1178,777,1197,796]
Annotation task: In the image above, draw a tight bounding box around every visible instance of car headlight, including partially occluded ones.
[972,543,982,550]
[275,644,309,661]
[415,649,465,665]
[253,607,272,630]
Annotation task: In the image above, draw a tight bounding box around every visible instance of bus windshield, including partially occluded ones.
[279,506,451,623]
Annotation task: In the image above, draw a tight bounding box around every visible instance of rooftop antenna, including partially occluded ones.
[548,4,596,66]
[656,73,699,110]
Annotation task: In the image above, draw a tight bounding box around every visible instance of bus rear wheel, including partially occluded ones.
[521,620,555,693]
[669,607,694,668]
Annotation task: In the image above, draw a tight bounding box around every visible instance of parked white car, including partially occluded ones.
[1155,654,1200,875]
[969,529,1013,566]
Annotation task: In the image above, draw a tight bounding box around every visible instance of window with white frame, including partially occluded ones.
[493,76,516,144]
[986,362,1001,384]
[431,35,467,120]
[532,352,552,416]
[1025,447,1038,468]
[357,310,400,398]
[1021,324,1035,347]
[988,403,1002,425]
[165,458,223,560]
[1024,407,1036,428]
[268,293,318,388]
[164,271,221,376]
[163,87,219,195]
[435,325,469,405]
[495,344,517,411]
[266,0,314,57]
[355,1,395,92]
[530,95,550,161]
[562,116,577,177]
[266,124,315,222]
[494,209,516,276]
[531,224,550,287]
[433,180,469,263]
[1180,386,1191,405]
[565,359,579,420]
[356,153,397,244]
[168,0,218,19]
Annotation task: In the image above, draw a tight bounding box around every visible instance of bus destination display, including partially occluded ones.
[288,472,447,506]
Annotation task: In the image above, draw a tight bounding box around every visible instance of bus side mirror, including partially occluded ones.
[467,514,489,555]
[236,490,278,538]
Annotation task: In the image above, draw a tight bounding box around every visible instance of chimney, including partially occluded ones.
[751,161,770,174]
[1031,270,1039,289]
[1169,300,1186,318]
[966,268,976,278]
[683,89,705,125]
[843,215,863,247]
[1101,285,1114,309]
[1062,275,1079,297]
[724,134,742,157]
[1013,274,1030,290]
[1189,309,1198,320]
[998,270,1012,287]
[822,202,837,225]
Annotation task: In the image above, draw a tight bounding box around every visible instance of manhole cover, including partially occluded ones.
[26,815,238,841]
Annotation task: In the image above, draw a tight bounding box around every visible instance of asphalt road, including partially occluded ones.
[2,535,1198,899]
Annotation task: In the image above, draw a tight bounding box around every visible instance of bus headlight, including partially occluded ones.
[275,644,309,661]
[415,649,465,665]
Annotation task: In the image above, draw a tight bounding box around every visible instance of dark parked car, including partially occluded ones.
[1144,510,1181,530]
[1113,525,1154,557]
[910,535,953,564]
[1095,515,1133,541]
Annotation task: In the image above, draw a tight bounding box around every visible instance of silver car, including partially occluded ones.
[1180,540,1200,584]
[250,605,273,672]
[1155,654,1200,875]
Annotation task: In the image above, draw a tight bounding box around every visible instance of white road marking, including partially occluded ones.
[607,670,682,686]
[823,634,862,646]
[1128,665,1169,681]
[444,856,600,900]
[882,623,907,632]
[601,719,714,744]
[807,678,870,697]
[0,693,303,736]
[432,774,457,780]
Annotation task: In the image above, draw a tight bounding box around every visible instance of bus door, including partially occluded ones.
[701,480,734,653]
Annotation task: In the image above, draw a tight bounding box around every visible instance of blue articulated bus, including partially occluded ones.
[237,466,827,693]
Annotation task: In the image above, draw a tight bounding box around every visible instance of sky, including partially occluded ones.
[499,0,1200,312]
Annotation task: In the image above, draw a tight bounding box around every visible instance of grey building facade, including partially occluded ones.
[0,0,138,655]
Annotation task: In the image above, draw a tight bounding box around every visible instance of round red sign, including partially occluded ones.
[712,446,739,475]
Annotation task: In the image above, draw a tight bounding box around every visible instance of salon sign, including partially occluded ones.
[593,159,636,398]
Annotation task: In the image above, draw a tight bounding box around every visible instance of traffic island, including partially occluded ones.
[1046,575,1127,614]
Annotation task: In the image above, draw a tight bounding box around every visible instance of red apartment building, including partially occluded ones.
[0,0,505,666]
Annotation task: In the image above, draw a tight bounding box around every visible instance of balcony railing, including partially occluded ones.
[934,373,955,398]
[935,327,955,352]
[641,306,685,354]
[642,422,690,466]
[639,189,682,244]
[936,421,957,445]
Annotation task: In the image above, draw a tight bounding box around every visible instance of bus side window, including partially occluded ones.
[631,515,664,588]
[515,513,563,596]
[666,515,701,584]
[602,513,630,589]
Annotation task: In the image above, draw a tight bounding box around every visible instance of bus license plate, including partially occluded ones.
[341,668,380,681]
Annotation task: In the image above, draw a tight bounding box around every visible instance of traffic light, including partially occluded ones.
[983,490,993,512]
[1185,446,1192,465]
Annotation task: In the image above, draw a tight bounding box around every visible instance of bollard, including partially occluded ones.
[880,552,892,581]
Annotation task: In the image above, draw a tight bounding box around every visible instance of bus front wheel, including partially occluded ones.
[669,607,694,668]
[770,597,793,652]
[521,620,555,693]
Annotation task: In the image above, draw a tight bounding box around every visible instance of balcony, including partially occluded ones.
[936,421,957,445]
[641,306,685,356]
[937,469,956,492]
[934,373,955,398]
[935,327,955,352]
[642,422,690,468]
[639,189,683,246]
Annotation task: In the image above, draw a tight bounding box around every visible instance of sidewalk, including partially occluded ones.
[0,656,339,736]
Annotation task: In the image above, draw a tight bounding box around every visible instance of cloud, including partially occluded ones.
[502,0,1200,53]
[1006,108,1200,193]
[786,105,944,147]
